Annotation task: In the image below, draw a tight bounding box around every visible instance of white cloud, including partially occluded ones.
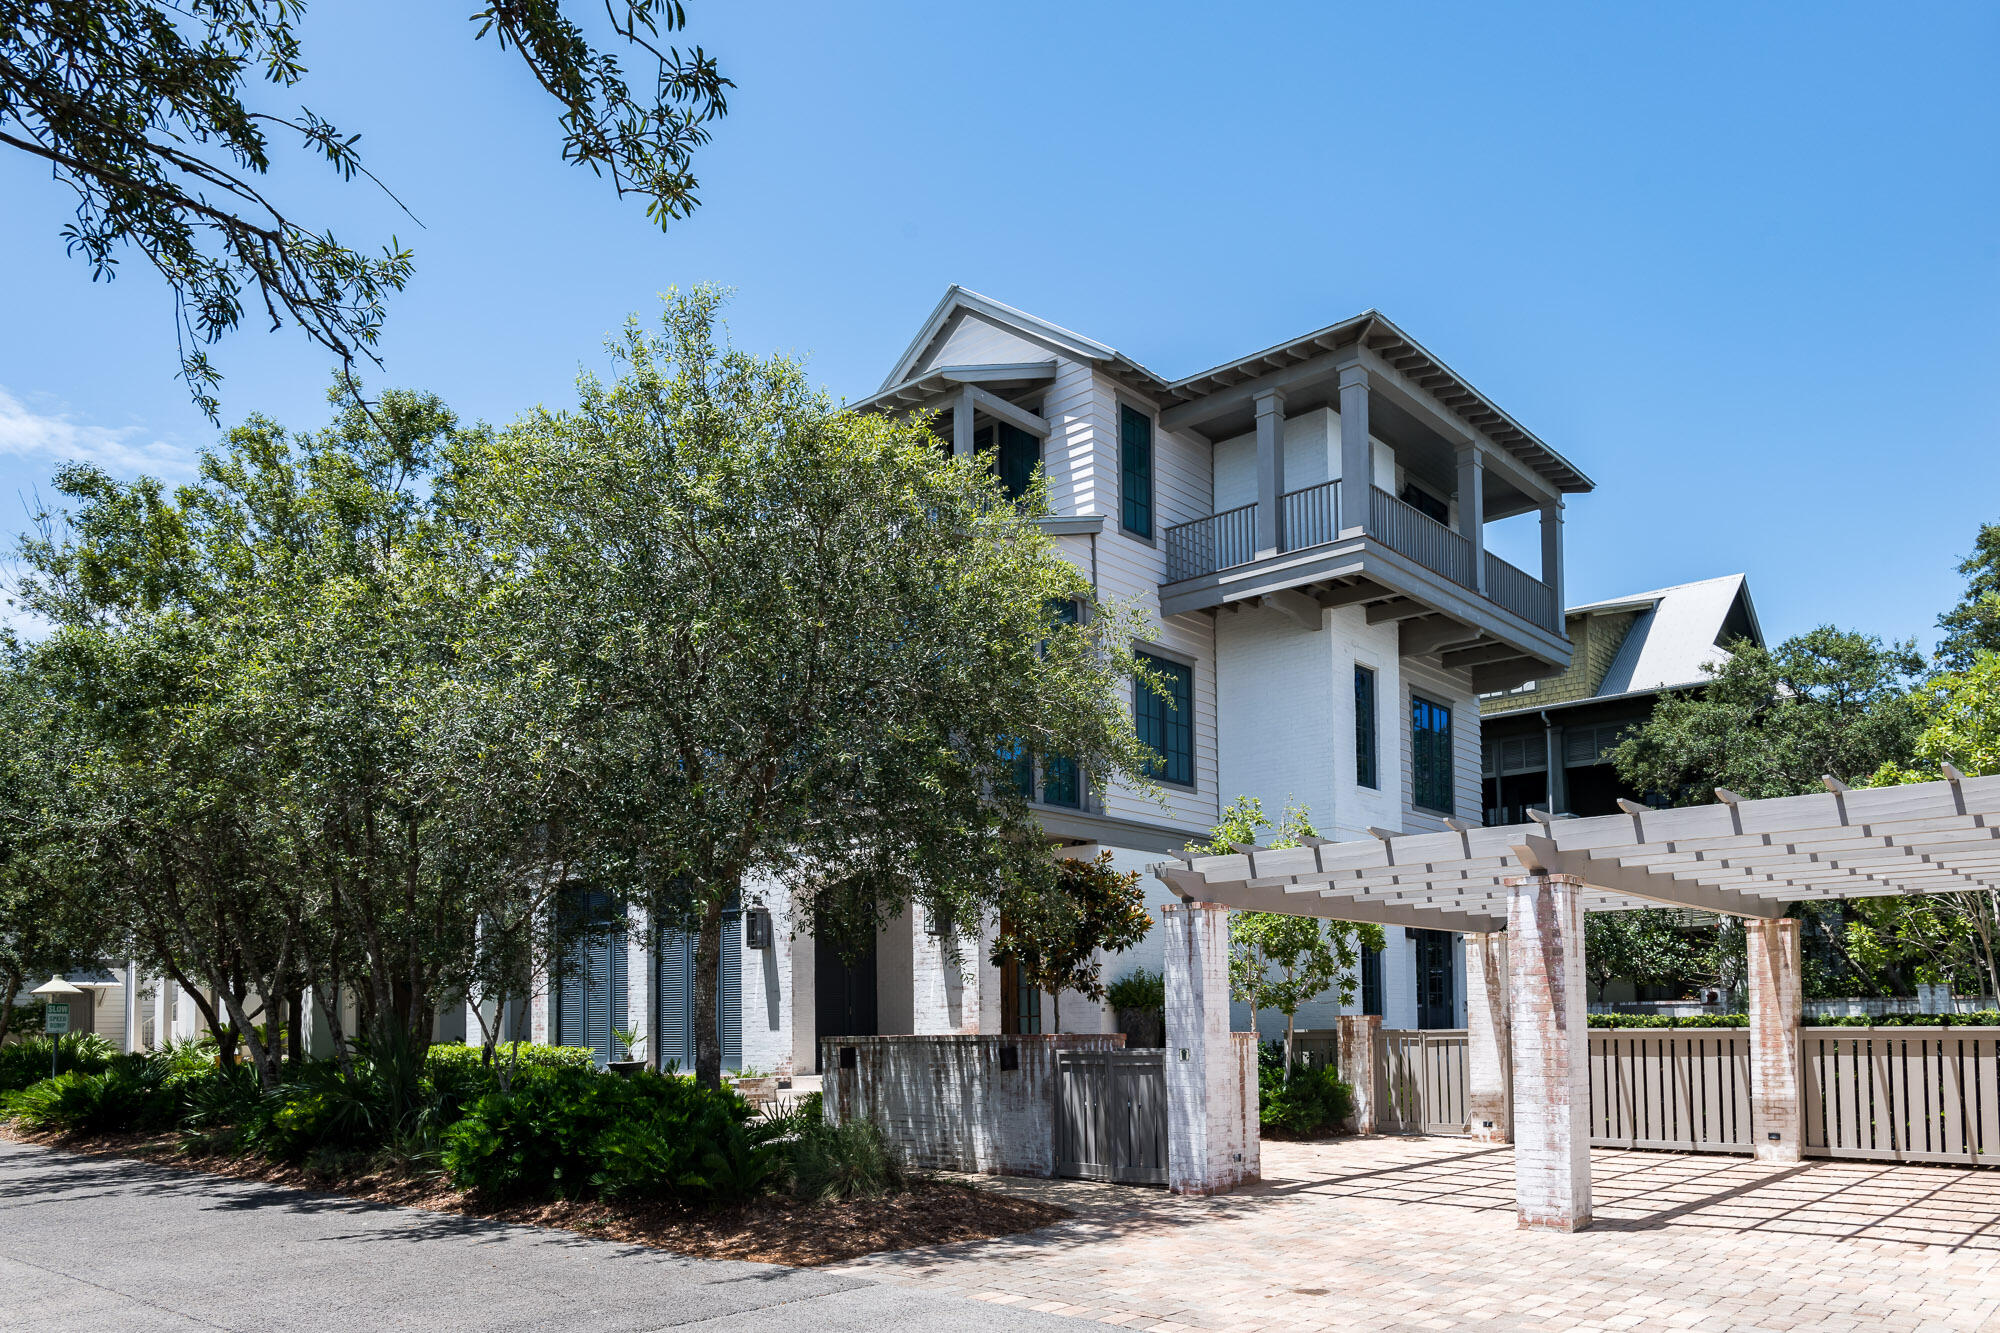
[0,387,194,477]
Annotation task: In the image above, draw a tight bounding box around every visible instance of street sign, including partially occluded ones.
[44,1002,70,1035]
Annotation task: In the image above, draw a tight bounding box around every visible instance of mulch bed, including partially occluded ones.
[0,1125,1071,1266]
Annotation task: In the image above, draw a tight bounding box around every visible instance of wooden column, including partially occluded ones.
[1747,917,1803,1163]
[1254,389,1286,555]
[1506,873,1591,1231]
[1456,442,1486,594]
[1338,367,1372,537]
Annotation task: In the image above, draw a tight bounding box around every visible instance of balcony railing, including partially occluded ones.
[1162,482,1560,636]
[1164,502,1256,583]
[1280,480,1339,553]
[1484,551,1558,632]
[1369,486,1473,587]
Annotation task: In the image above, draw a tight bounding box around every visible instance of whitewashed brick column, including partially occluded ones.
[1163,900,1257,1195]
[1506,873,1590,1232]
[1335,1014,1381,1134]
[911,904,981,1035]
[1466,932,1512,1143]
[1748,916,1802,1163]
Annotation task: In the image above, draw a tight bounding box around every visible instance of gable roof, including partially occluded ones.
[1582,574,1764,699]
[877,286,1168,397]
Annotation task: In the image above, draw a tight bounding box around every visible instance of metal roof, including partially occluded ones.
[1154,769,2000,935]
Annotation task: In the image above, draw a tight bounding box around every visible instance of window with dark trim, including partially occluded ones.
[1400,481,1449,525]
[1120,404,1153,538]
[1135,650,1193,786]
[1410,693,1454,814]
[1354,664,1378,790]
[1360,945,1384,1017]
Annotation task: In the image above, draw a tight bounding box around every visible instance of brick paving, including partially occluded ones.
[829,1136,2000,1331]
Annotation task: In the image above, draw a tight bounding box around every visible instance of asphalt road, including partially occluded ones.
[0,1140,1085,1332]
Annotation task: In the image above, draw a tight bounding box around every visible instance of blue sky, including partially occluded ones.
[3,2,1995,647]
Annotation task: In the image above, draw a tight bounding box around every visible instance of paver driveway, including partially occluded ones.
[0,1140,1085,1332]
[832,1136,2000,1331]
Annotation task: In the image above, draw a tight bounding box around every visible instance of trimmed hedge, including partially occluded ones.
[1589,1011,2000,1029]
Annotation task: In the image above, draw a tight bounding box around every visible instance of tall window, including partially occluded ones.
[1410,694,1454,814]
[1354,664,1378,790]
[1360,945,1384,1017]
[1135,650,1193,786]
[1120,404,1153,538]
[976,423,1041,500]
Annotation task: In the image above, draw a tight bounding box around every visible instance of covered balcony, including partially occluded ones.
[1152,324,1592,688]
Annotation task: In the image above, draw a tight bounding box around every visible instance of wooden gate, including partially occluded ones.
[1380,1029,1469,1134]
[1056,1049,1168,1184]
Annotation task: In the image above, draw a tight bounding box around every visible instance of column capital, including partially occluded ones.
[1253,387,1287,415]
[1161,898,1230,919]
[1338,364,1370,391]
[1454,438,1484,465]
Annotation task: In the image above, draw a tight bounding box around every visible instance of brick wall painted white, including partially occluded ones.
[738,879,793,1075]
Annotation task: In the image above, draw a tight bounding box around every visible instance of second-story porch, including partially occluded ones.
[1153,317,1592,689]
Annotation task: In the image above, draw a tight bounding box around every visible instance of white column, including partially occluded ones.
[1163,900,1257,1195]
[122,960,139,1054]
[1456,443,1486,593]
[952,389,975,458]
[1254,389,1286,556]
[1338,366,1371,536]
[628,904,656,1065]
[1466,932,1511,1142]
[1748,917,1803,1163]
[1506,873,1590,1231]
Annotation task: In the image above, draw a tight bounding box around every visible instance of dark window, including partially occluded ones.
[1354,665,1378,790]
[1135,651,1193,786]
[1411,694,1454,814]
[1415,929,1456,1028]
[1401,481,1449,524]
[1120,404,1153,538]
[1041,754,1080,808]
[975,423,1041,500]
[1360,945,1384,1017]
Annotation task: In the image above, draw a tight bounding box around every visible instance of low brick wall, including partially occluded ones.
[821,1033,1125,1177]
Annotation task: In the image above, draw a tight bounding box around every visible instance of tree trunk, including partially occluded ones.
[692,891,727,1090]
[1284,1013,1296,1074]
[287,991,304,1067]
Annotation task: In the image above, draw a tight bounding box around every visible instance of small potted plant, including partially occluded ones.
[609,1027,648,1077]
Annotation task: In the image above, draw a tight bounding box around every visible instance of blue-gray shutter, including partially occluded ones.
[657,930,694,1074]
[720,906,742,1071]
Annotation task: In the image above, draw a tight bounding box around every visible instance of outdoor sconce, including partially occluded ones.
[743,908,773,950]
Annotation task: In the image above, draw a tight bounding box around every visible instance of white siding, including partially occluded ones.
[915,310,1055,372]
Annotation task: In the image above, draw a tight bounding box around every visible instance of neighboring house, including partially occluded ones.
[1478,574,1764,821]
[123,288,1600,1066]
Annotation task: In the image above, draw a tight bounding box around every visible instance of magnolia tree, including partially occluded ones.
[990,851,1152,1032]
[465,288,1162,1087]
[1192,797,1383,1070]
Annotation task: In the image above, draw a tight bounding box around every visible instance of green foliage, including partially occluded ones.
[1612,627,1925,803]
[1257,1048,1353,1137]
[1588,1011,2000,1028]
[1194,798,1383,1053]
[1586,1013,1749,1028]
[440,1066,777,1203]
[1936,524,2000,672]
[1106,969,1165,1013]
[784,1116,907,1202]
[0,1033,115,1092]
[0,0,729,416]
[991,851,1152,1029]
[1583,911,1705,1002]
[4,1058,177,1135]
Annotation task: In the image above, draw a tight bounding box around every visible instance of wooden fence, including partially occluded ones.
[1055,1049,1170,1184]
[1803,1026,2000,1165]
[1381,1029,1469,1134]
[1587,1029,1753,1152]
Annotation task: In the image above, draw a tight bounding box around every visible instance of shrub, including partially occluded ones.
[1587,1013,1748,1028]
[1106,969,1165,1012]
[5,1058,178,1135]
[442,1066,779,1204]
[1258,1058,1352,1137]
[0,1033,116,1092]
[786,1116,905,1201]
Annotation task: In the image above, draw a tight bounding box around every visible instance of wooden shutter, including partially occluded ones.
[657,931,694,1074]
[720,905,742,1071]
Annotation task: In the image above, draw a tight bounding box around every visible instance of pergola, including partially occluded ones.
[1148,768,2000,1228]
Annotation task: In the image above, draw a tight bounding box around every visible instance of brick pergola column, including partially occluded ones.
[1505,873,1590,1231]
[1747,916,1803,1163]
[1466,931,1512,1142]
[1163,900,1257,1195]
[1335,1013,1381,1134]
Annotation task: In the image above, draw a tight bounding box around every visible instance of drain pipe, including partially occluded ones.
[1540,709,1562,816]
